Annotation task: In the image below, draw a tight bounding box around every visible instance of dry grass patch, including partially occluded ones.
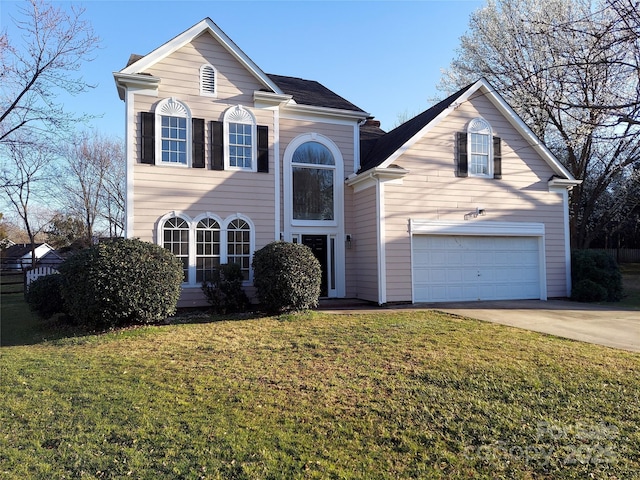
[1,310,639,479]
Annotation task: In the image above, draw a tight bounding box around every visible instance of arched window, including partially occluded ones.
[200,64,216,97]
[291,141,335,221]
[162,216,190,281]
[155,98,191,166]
[223,105,257,171]
[227,218,251,281]
[196,217,220,282]
[468,117,492,176]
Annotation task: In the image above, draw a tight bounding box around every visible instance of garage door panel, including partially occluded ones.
[413,235,541,302]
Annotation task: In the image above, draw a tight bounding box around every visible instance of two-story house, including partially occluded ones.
[114,18,580,307]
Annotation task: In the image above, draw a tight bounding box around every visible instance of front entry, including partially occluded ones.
[302,235,328,297]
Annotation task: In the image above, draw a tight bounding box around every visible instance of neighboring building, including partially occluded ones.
[1,243,62,271]
[114,18,580,307]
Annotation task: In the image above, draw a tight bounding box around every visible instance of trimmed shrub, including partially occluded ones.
[201,263,250,314]
[571,250,623,302]
[25,274,65,319]
[58,238,183,328]
[252,241,321,313]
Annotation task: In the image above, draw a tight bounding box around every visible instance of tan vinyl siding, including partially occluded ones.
[352,185,379,302]
[129,33,276,307]
[382,92,568,302]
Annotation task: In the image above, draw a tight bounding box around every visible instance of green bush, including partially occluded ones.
[571,250,623,302]
[58,238,183,328]
[25,274,65,319]
[201,263,250,314]
[252,241,321,313]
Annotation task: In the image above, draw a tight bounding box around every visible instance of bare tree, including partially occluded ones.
[0,140,54,267]
[439,0,640,248]
[0,0,99,146]
[59,133,124,243]
[100,138,125,238]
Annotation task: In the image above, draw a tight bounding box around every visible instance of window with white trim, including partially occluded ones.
[155,98,191,166]
[468,117,492,177]
[200,64,216,97]
[162,216,190,282]
[227,218,251,281]
[223,105,257,171]
[196,218,220,282]
[292,141,335,221]
[158,213,254,286]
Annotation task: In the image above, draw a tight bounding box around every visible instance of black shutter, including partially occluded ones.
[493,136,502,179]
[456,132,468,177]
[210,120,224,170]
[192,118,205,168]
[257,125,269,173]
[141,112,155,165]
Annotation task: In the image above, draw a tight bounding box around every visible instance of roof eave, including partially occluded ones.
[113,72,161,100]
[282,103,370,121]
[118,18,283,96]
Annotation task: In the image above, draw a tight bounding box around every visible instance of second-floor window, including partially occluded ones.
[223,105,257,171]
[155,97,192,166]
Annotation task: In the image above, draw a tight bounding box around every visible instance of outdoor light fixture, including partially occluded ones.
[464,208,487,220]
[345,234,352,249]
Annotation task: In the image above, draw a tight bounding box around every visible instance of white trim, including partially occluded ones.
[467,117,493,178]
[113,72,160,101]
[125,89,135,238]
[280,111,367,126]
[223,105,257,172]
[346,167,410,193]
[273,107,281,241]
[120,18,283,95]
[410,219,545,237]
[376,79,576,181]
[199,63,217,97]
[561,189,572,296]
[410,220,548,302]
[155,98,192,167]
[281,103,369,122]
[377,180,387,305]
[284,133,343,228]
[222,214,256,284]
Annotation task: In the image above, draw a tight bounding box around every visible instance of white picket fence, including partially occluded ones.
[24,266,59,291]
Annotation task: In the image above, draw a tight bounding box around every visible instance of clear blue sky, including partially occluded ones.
[1,0,484,137]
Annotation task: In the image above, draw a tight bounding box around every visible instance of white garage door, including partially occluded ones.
[412,235,541,302]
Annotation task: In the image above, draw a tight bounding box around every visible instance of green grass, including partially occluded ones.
[1,304,639,478]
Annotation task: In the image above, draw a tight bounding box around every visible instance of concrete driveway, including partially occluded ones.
[430,299,640,352]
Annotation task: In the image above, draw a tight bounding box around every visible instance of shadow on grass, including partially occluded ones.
[1,291,267,347]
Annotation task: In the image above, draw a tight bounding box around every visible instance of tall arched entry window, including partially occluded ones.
[292,141,335,221]
[284,133,345,298]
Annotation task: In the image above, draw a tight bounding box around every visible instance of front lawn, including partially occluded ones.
[1,306,638,479]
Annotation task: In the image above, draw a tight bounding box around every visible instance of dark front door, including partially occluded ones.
[302,235,328,297]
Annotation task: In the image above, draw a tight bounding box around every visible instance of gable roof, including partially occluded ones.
[358,78,576,181]
[360,85,474,172]
[267,74,366,113]
[119,18,283,95]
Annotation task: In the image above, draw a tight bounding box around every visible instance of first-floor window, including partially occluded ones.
[196,218,221,282]
[227,219,251,281]
[159,213,253,285]
[162,216,189,281]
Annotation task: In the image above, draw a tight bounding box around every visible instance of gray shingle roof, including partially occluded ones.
[267,74,367,113]
[359,83,475,173]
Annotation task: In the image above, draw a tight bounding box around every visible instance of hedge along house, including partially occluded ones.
[114,18,580,307]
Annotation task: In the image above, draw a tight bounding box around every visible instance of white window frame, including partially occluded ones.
[155,97,192,167]
[194,214,222,284]
[199,64,217,97]
[223,105,257,172]
[159,213,191,284]
[467,117,492,178]
[157,212,255,287]
[284,133,343,228]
